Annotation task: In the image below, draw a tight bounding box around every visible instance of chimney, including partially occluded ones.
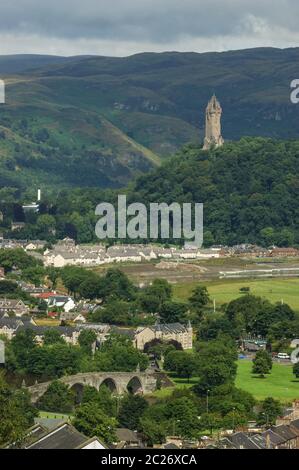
[37,189,41,202]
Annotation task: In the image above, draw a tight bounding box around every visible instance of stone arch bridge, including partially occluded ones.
[27,371,158,403]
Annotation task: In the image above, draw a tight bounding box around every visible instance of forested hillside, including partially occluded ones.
[131,138,299,246]
[3,138,299,246]
[1,48,299,192]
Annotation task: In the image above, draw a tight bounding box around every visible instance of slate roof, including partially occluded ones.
[290,419,299,431]
[249,434,267,449]
[272,424,298,442]
[27,423,90,449]
[216,437,237,449]
[111,327,136,338]
[261,429,285,447]
[151,323,188,334]
[164,443,180,449]
[0,317,23,329]
[228,432,260,449]
[115,428,140,443]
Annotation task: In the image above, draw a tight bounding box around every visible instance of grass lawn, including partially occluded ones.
[173,278,299,311]
[151,374,198,399]
[236,360,299,403]
[151,361,299,403]
[39,411,71,420]
[34,319,61,327]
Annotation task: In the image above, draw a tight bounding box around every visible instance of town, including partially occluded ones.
[0,234,299,449]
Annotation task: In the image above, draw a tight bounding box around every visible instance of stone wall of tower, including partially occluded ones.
[203,95,224,150]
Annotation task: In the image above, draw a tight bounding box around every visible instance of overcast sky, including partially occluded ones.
[0,0,299,56]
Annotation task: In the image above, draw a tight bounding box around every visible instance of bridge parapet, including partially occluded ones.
[27,371,158,402]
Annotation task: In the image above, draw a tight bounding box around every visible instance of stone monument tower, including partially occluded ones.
[203,95,224,150]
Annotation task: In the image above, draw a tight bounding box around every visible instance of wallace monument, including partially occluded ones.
[203,95,224,150]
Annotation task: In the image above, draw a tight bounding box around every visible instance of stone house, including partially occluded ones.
[276,399,299,425]
[60,311,87,323]
[133,322,193,351]
[0,299,30,317]
[0,317,36,340]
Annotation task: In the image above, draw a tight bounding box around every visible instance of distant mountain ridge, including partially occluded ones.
[0,48,299,192]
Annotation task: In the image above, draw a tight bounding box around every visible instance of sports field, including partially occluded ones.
[173,278,299,311]
[236,360,299,402]
[152,361,299,403]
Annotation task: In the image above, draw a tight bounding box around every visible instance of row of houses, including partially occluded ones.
[43,238,223,268]
[0,315,193,351]
[7,421,107,449]
[212,419,299,449]
[230,244,299,258]
[8,420,145,449]
[0,237,46,251]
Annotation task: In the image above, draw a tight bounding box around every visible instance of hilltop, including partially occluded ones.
[1,48,299,191]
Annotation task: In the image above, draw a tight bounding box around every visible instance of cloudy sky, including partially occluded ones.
[0,0,299,56]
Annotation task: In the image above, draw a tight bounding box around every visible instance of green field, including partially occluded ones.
[236,360,299,402]
[152,361,299,402]
[173,278,299,311]
[39,411,71,420]
[151,375,197,399]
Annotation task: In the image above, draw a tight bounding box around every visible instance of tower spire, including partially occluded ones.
[203,95,224,150]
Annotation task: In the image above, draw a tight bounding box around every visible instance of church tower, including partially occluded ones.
[203,95,224,150]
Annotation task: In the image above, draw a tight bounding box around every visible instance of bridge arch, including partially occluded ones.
[70,383,84,404]
[127,376,143,395]
[99,377,118,394]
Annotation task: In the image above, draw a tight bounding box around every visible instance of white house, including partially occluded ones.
[47,296,76,313]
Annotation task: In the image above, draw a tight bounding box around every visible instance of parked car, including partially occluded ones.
[276,352,290,360]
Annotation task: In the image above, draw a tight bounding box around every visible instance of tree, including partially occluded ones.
[47,267,60,290]
[0,280,18,295]
[0,373,37,447]
[78,329,97,355]
[165,397,200,438]
[194,338,238,395]
[73,402,116,445]
[60,267,91,298]
[164,350,197,381]
[189,285,210,310]
[81,385,117,417]
[43,329,65,346]
[199,412,223,435]
[139,418,166,446]
[94,335,149,372]
[79,277,101,300]
[159,301,188,323]
[257,397,282,426]
[140,279,172,312]
[9,329,37,371]
[37,381,75,413]
[252,357,270,378]
[98,269,137,302]
[293,362,299,379]
[118,394,148,430]
[252,350,272,378]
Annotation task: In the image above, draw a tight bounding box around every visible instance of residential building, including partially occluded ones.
[114,428,141,449]
[133,322,193,350]
[24,422,107,449]
[47,295,76,313]
[0,299,30,317]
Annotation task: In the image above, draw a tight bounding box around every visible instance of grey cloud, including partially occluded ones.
[0,0,298,43]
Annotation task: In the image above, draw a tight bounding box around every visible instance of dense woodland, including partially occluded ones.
[2,137,299,247]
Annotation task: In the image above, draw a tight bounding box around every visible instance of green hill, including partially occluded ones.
[130,137,299,246]
[1,48,299,191]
